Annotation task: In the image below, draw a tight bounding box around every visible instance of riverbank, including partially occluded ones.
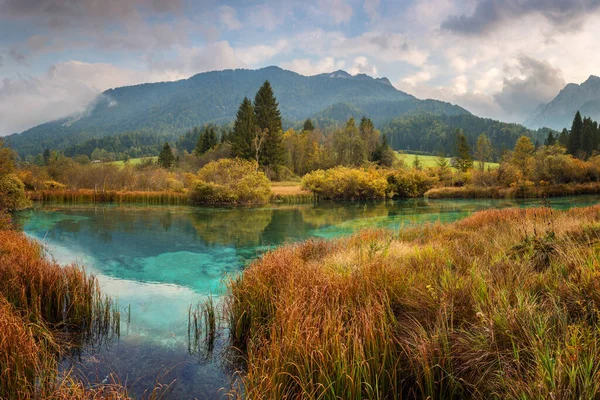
[425,182,600,199]
[0,227,129,399]
[226,205,600,398]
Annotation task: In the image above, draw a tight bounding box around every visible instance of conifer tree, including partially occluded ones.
[254,81,284,167]
[454,130,473,172]
[544,132,556,146]
[157,142,175,168]
[474,133,493,171]
[231,97,257,160]
[194,126,218,155]
[303,119,315,132]
[568,111,583,156]
[558,128,569,147]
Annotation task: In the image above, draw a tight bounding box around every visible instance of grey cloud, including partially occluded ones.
[0,0,184,28]
[493,56,565,118]
[9,49,27,63]
[442,0,600,35]
[0,55,3,67]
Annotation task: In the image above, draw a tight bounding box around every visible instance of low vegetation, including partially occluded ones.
[226,205,600,399]
[0,227,126,399]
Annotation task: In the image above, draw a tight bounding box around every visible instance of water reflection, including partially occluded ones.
[17,196,600,398]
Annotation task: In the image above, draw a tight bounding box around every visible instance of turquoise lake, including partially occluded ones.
[18,196,600,399]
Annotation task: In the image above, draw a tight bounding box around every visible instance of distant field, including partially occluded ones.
[398,153,499,169]
[110,156,157,167]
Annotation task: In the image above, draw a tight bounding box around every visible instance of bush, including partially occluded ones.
[387,169,436,198]
[0,174,31,211]
[190,158,271,204]
[301,166,389,200]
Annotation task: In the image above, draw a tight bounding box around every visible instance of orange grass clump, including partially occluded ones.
[226,205,600,399]
[0,228,125,399]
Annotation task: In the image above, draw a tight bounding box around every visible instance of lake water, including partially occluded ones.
[18,196,600,398]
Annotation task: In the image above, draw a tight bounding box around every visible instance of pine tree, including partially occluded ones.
[372,135,395,167]
[544,132,556,146]
[359,117,379,160]
[194,126,218,155]
[582,117,594,157]
[43,148,51,166]
[454,130,473,172]
[157,142,175,168]
[558,128,569,147]
[231,97,257,160]
[412,155,422,170]
[303,119,315,132]
[254,81,284,167]
[568,111,583,156]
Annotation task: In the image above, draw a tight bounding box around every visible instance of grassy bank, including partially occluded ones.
[28,189,191,205]
[0,228,127,399]
[426,182,600,199]
[226,205,600,399]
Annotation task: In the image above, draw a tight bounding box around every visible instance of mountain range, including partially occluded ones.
[525,75,600,130]
[6,66,469,158]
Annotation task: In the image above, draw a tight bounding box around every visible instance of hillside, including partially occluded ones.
[383,113,553,158]
[5,67,468,158]
[525,75,600,130]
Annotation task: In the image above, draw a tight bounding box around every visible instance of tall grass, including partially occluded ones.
[225,205,600,399]
[0,229,124,399]
[425,182,600,199]
[28,189,190,205]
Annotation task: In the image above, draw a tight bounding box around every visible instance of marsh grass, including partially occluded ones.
[188,296,220,361]
[0,229,124,399]
[224,205,600,399]
[28,189,190,205]
[425,182,600,199]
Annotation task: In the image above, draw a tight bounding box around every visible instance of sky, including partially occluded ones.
[1,0,600,136]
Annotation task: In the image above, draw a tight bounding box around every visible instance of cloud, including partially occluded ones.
[147,41,244,76]
[235,40,288,65]
[0,61,179,136]
[314,0,353,24]
[442,0,600,36]
[349,56,377,75]
[219,5,242,31]
[0,0,184,27]
[9,49,27,64]
[363,0,380,20]
[248,4,282,31]
[493,56,565,118]
[281,57,346,76]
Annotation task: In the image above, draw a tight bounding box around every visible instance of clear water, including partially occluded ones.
[17,196,600,398]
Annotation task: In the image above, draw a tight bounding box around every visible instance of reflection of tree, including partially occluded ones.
[190,208,273,247]
[300,203,392,228]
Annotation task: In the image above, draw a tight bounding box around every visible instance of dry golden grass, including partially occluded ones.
[0,228,129,399]
[226,205,600,399]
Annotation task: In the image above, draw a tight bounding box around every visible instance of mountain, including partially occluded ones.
[6,66,468,158]
[525,75,600,130]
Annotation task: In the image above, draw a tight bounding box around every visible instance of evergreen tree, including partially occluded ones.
[558,128,569,147]
[254,81,284,167]
[231,97,257,160]
[157,142,175,168]
[303,119,315,132]
[582,117,595,157]
[474,133,493,171]
[568,111,583,156]
[359,116,379,160]
[194,126,218,156]
[43,148,51,166]
[412,155,422,170]
[544,132,556,146]
[372,135,395,167]
[454,130,473,172]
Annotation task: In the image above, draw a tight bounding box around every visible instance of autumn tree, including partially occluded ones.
[511,136,535,175]
[474,133,493,171]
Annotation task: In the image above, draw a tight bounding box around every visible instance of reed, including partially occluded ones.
[0,229,124,399]
[28,189,190,205]
[425,182,600,199]
[225,205,600,399]
[188,296,220,360]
